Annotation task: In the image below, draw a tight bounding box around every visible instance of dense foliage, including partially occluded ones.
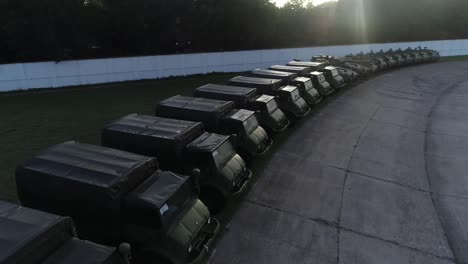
[1,0,467,63]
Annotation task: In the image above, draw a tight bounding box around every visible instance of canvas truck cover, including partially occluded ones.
[0,201,75,264]
[227,76,283,95]
[16,141,158,244]
[0,201,122,264]
[156,95,235,132]
[269,65,312,76]
[287,61,325,70]
[102,114,205,166]
[186,132,230,153]
[250,69,298,85]
[194,84,257,109]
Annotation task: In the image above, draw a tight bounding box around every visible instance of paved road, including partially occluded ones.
[207,61,468,264]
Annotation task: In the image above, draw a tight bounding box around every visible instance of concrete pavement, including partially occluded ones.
[208,61,468,264]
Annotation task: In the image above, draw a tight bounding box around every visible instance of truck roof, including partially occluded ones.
[324,66,337,71]
[16,141,158,244]
[280,85,298,93]
[293,77,311,83]
[196,84,256,96]
[228,76,283,94]
[287,61,325,70]
[0,201,75,263]
[156,96,235,131]
[254,94,275,104]
[17,141,157,196]
[194,84,257,109]
[102,114,205,159]
[269,65,312,76]
[131,171,190,209]
[227,109,255,123]
[186,132,230,153]
[310,71,324,76]
[250,69,298,84]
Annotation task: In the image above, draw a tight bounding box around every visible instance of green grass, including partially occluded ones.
[440,55,468,62]
[0,73,239,202]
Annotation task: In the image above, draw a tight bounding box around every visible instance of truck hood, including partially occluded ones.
[219,154,246,189]
[247,126,269,147]
[168,199,210,248]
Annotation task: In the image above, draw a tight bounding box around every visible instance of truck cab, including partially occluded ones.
[251,68,322,105]
[309,71,334,96]
[16,141,219,264]
[228,76,311,120]
[406,48,424,63]
[249,94,291,133]
[155,96,272,158]
[193,84,289,134]
[417,49,432,62]
[275,85,310,120]
[322,66,346,89]
[102,114,252,210]
[0,200,131,264]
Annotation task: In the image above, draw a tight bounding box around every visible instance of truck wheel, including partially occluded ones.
[133,251,172,264]
[199,187,226,214]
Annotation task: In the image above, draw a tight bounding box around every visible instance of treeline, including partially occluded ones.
[1,0,467,63]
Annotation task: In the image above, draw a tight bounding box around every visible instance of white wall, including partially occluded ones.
[1,39,467,92]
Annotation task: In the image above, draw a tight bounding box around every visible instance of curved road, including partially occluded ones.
[208,61,468,264]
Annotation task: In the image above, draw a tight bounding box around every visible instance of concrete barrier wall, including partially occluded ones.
[1,39,467,92]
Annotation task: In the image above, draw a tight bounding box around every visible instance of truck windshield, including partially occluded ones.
[304,80,313,91]
[212,142,235,168]
[318,75,326,82]
[243,116,258,134]
[160,188,192,227]
[331,70,339,77]
[290,89,301,101]
[266,100,278,113]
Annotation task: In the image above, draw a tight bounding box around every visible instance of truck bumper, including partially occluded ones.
[189,218,220,264]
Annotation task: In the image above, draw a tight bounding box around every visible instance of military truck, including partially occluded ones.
[154,96,272,159]
[0,200,131,264]
[311,55,369,81]
[405,48,424,63]
[376,50,398,68]
[426,48,440,61]
[16,141,219,264]
[322,66,346,89]
[287,60,346,89]
[193,84,289,134]
[311,56,369,78]
[227,76,310,120]
[385,49,408,66]
[102,114,252,211]
[416,48,433,62]
[250,69,322,105]
[343,55,381,72]
[396,49,416,64]
[309,71,334,96]
[269,64,337,94]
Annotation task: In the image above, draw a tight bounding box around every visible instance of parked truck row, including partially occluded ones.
[4,47,439,264]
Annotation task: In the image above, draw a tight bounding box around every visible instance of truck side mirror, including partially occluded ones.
[118,243,131,264]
